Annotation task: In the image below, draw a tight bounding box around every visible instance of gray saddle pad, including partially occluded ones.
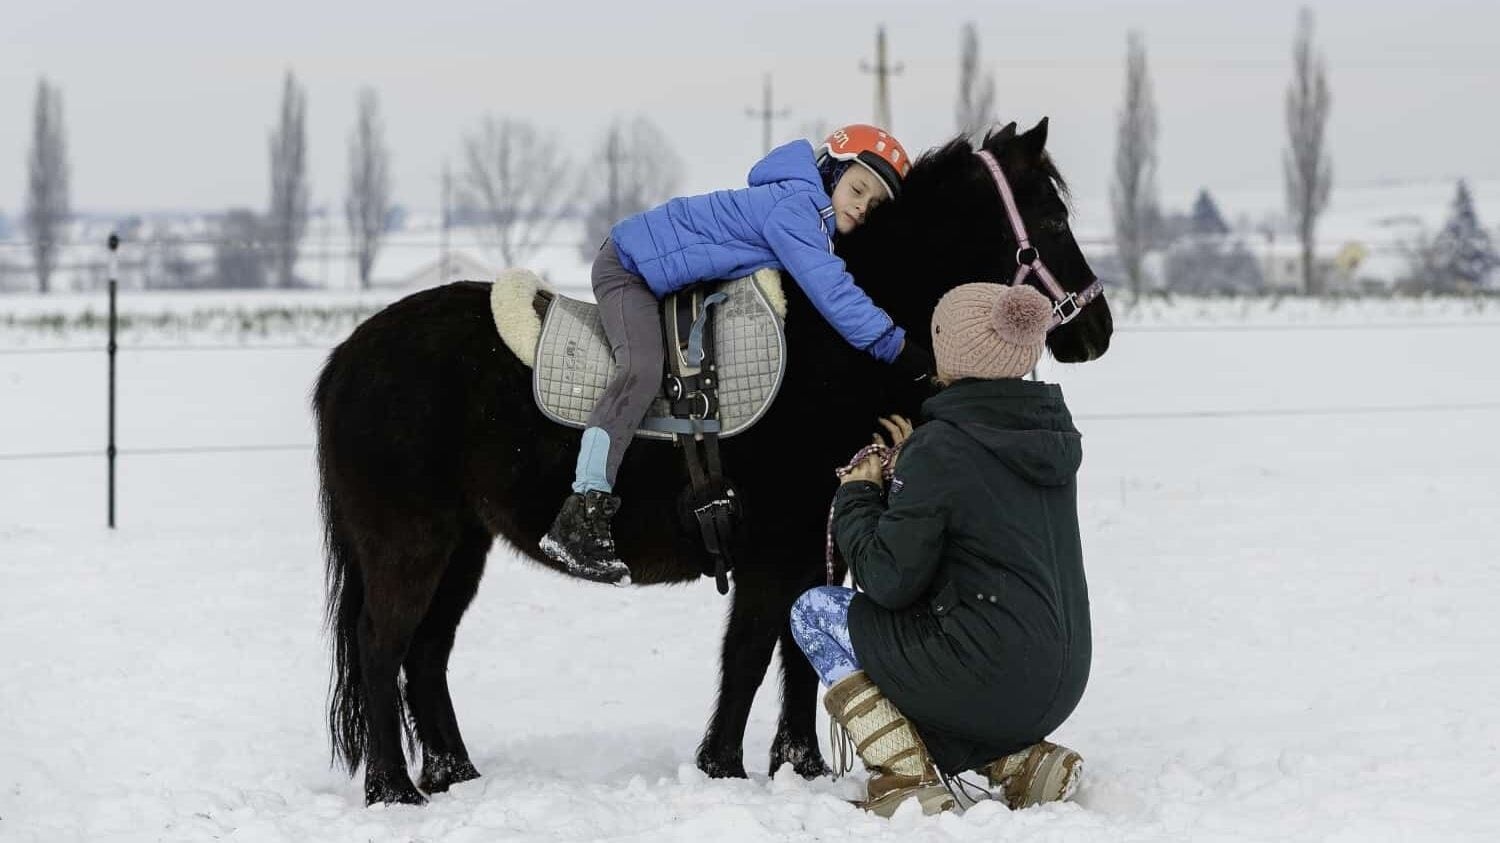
[533,274,786,440]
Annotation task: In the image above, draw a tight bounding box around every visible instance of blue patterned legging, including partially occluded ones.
[789,586,861,686]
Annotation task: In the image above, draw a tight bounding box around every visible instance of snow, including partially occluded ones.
[4,298,1500,841]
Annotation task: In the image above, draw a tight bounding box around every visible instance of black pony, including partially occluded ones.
[314,120,1112,805]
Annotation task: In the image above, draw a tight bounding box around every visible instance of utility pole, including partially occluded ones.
[745,74,790,154]
[860,25,904,130]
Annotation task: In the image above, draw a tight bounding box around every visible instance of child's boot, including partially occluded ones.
[540,490,630,585]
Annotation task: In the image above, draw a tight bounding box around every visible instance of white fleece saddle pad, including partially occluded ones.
[530,272,787,441]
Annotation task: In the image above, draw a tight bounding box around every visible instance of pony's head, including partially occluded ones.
[843,118,1112,364]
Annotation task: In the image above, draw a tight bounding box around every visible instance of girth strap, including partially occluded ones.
[686,291,729,367]
[662,287,737,595]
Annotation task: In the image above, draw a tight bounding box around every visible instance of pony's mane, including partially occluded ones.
[909,126,1070,199]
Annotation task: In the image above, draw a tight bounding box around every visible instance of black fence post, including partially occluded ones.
[107,232,119,529]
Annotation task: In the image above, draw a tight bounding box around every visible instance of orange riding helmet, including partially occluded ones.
[817,124,912,199]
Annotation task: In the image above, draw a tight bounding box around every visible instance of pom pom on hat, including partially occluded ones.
[991,285,1054,346]
[931,283,1052,382]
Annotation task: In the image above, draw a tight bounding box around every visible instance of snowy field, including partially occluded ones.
[3,296,1499,841]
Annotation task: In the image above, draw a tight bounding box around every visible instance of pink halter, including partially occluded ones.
[975,150,1104,331]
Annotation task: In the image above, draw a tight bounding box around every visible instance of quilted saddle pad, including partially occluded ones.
[532,274,786,440]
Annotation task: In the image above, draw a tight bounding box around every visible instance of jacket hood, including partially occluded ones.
[747,139,827,197]
[921,379,1082,487]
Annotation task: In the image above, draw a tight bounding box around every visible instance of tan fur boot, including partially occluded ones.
[823,671,956,817]
[977,740,1083,810]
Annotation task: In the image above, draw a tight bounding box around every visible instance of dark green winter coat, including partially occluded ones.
[834,378,1091,774]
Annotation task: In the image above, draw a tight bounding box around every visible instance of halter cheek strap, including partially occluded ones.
[975,150,1105,331]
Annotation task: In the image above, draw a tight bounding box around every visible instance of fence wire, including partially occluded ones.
[4,322,1498,464]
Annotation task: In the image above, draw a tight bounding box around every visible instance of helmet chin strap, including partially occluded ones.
[975,150,1104,332]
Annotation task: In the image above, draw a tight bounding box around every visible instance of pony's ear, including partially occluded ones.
[1018,117,1050,161]
[987,121,1018,148]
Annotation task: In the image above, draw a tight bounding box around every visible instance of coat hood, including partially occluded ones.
[921,379,1082,487]
[747,139,828,197]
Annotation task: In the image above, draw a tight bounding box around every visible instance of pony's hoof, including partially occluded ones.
[365,769,428,806]
[418,754,481,794]
[769,732,830,779]
[697,748,748,779]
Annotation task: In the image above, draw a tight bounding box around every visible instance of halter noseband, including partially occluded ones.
[975,150,1104,332]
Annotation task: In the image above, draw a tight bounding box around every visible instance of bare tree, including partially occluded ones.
[1110,31,1159,301]
[1396,228,1442,294]
[1284,7,1333,296]
[24,77,70,294]
[460,116,576,267]
[267,70,309,288]
[956,22,997,139]
[578,116,684,262]
[345,87,392,289]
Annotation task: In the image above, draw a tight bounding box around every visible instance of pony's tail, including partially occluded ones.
[322,476,367,776]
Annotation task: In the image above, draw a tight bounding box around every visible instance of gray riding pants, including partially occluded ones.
[576,239,664,492]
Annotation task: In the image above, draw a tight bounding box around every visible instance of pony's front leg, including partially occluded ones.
[695,570,785,778]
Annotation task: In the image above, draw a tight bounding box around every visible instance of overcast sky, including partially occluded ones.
[2,0,1496,219]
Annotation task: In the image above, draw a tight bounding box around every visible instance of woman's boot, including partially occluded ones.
[976,740,1083,810]
[823,671,956,817]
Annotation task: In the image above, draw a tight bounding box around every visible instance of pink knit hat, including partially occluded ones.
[931,283,1052,382]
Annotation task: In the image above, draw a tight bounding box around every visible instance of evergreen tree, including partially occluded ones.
[1431,180,1498,289]
[1190,189,1230,237]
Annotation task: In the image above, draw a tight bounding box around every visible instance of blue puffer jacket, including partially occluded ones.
[610,140,905,363]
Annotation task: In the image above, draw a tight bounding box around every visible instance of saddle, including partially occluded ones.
[527,271,787,439]
[489,267,789,593]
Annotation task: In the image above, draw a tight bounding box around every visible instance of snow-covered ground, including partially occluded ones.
[3,299,1499,841]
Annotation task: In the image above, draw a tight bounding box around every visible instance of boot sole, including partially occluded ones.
[864,784,957,818]
[1021,747,1082,808]
[539,536,632,586]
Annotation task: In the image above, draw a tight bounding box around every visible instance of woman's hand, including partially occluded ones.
[840,435,886,487]
[876,415,913,470]
[838,416,914,487]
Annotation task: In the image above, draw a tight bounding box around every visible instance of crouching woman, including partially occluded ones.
[790,283,1092,817]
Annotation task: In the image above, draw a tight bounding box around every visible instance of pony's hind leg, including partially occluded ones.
[357,534,454,806]
[405,522,490,795]
[771,602,831,779]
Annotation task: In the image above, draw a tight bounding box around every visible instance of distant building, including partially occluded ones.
[1164,237,1264,295]
[396,251,498,289]
[1255,238,1366,293]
